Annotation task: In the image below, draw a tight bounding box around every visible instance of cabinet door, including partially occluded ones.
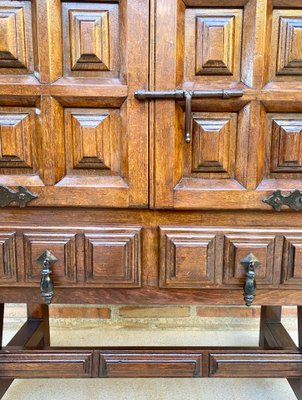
[0,0,148,208]
[152,0,302,210]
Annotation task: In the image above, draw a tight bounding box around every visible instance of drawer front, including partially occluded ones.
[159,227,296,289]
[0,226,142,288]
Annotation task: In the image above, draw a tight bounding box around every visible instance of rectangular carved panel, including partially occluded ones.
[23,233,77,285]
[191,113,237,175]
[185,8,242,81]
[223,232,277,286]
[64,108,120,176]
[62,2,119,77]
[282,235,302,285]
[0,352,93,378]
[0,2,33,72]
[84,227,142,287]
[265,114,302,177]
[100,353,202,378]
[210,352,302,378]
[0,232,17,283]
[160,228,216,288]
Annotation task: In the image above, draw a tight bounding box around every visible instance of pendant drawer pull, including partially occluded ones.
[37,250,58,305]
[263,190,302,211]
[134,89,244,143]
[240,253,260,307]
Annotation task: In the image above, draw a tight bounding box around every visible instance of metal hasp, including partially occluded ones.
[0,185,38,208]
[134,89,244,143]
[37,250,58,305]
[263,190,302,211]
[240,253,260,307]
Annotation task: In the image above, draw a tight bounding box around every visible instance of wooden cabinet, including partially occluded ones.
[1,0,302,394]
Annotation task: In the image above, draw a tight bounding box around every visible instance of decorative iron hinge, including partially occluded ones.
[134,89,244,143]
[0,185,38,208]
[263,190,302,211]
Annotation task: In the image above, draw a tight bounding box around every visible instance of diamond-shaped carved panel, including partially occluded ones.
[196,15,235,75]
[271,118,302,172]
[191,113,237,176]
[277,17,302,75]
[282,235,302,285]
[160,228,216,288]
[0,112,34,169]
[69,9,110,71]
[65,108,121,175]
[0,232,17,283]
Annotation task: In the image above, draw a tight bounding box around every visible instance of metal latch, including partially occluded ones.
[134,89,244,143]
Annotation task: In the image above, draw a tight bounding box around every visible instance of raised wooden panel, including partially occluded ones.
[0,112,34,169]
[64,108,120,176]
[62,2,119,77]
[84,227,142,287]
[223,233,277,286]
[100,353,202,378]
[210,352,302,378]
[282,235,302,285]
[69,9,110,71]
[0,3,32,72]
[185,8,242,82]
[196,15,235,75]
[0,232,17,283]
[23,233,77,285]
[191,113,237,175]
[160,228,216,288]
[277,16,302,75]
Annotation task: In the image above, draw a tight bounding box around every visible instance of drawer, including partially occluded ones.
[159,227,302,289]
[0,226,142,288]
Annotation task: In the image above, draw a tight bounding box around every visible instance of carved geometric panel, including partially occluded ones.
[0,113,33,169]
[196,15,235,75]
[191,113,237,175]
[64,108,120,176]
[277,17,302,75]
[223,233,276,286]
[84,227,142,287]
[62,2,119,77]
[160,228,216,288]
[271,118,302,172]
[0,2,33,72]
[0,232,17,283]
[69,10,110,71]
[282,235,302,285]
[23,233,77,284]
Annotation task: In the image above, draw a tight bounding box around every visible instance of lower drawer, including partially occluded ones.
[0,226,142,288]
[159,227,302,289]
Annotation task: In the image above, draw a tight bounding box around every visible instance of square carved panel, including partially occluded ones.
[265,114,302,177]
[0,232,17,283]
[84,227,142,287]
[160,228,217,288]
[223,233,277,286]
[282,235,302,285]
[191,112,237,175]
[64,108,121,176]
[0,2,33,73]
[23,233,77,285]
[185,8,242,82]
[62,2,119,77]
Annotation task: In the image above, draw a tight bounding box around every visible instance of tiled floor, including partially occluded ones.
[1,318,299,400]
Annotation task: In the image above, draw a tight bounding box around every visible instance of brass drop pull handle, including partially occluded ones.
[37,250,58,305]
[263,190,302,211]
[134,89,244,143]
[240,253,260,307]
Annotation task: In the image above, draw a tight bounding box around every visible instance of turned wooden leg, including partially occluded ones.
[0,304,14,398]
[27,304,50,346]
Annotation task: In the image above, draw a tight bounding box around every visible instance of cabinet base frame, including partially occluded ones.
[0,305,301,398]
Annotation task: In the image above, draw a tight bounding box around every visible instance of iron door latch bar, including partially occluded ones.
[134,89,244,143]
